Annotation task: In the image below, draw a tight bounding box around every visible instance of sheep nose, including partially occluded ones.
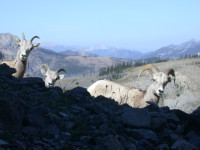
[48,83,53,87]
[21,54,26,59]
[159,90,164,94]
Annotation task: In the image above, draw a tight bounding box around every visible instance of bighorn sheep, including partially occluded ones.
[87,64,175,108]
[40,64,66,88]
[0,33,40,78]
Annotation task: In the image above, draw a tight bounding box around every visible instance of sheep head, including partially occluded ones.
[40,64,66,88]
[14,32,40,62]
[138,64,175,96]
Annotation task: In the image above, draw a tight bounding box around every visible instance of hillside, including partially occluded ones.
[0,33,131,77]
[0,63,200,150]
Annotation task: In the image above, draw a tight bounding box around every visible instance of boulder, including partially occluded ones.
[121,107,151,128]
[0,94,24,131]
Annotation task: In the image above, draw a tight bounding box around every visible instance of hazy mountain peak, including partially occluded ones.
[177,39,200,49]
[86,44,112,51]
[189,38,199,43]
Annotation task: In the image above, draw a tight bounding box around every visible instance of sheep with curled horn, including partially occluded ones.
[40,64,66,88]
[87,64,175,108]
[0,32,40,78]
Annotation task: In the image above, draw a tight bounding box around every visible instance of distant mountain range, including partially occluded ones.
[0,33,131,77]
[60,50,97,57]
[41,39,200,60]
[41,43,142,59]
[1,33,200,78]
[85,45,143,60]
[138,39,200,60]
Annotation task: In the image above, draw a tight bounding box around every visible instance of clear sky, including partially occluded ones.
[1,0,200,52]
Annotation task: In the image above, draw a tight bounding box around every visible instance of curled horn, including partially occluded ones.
[41,64,50,71]
[22,32,25,40]
[165,68,175,83]
[138,64,160,78]
[31,36,40,42]
[56,68,66,74]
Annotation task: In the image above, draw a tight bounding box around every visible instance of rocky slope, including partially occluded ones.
[0,64,200,150]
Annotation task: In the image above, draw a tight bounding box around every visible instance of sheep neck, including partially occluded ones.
[144,84,160,104]
[12,51,27,78]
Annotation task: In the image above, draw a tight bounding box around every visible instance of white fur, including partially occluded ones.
[88,64,175,108]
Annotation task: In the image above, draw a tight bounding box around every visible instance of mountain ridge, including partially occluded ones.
[0,33,131,77]
[41,39,200,60]
[138,39,200,60]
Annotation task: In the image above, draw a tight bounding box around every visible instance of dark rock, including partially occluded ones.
[65,121,74,130]
[127,129,159,144]
[58,112,69,118]
[43,124,60,138]
[172,109,189,123]
[171,139,198,150]
[24,104,52,129]
[189,137,200,148]
[160,106,171,113]
[126,143,137,150]
[1,53,200,150]
[0,96,24,131]
[0,64,16,75]
[166,112,179,124]
[18,77,45,88]
[150,112,167,130]
[156,144,169,150]
[175,124,184,135]
[137,139,154,150]
[169,133,179,143]
[14,140,26,150]
[121,107,151,128]
[185,130,199,140]
[146,101,160,112]
[0,139,9,146]
[95,135,124,150]
[70,86,88,95]
[60,132,71,140]
[192,106,200,115]
[21,126,37,137]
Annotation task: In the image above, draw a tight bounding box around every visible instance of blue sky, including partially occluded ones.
[1,0,200,52]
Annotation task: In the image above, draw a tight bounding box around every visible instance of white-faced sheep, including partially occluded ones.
[0,33,40,78]
[87,64,175,108]
[40,64,66,88]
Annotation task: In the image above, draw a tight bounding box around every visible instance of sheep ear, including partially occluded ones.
[145,71,153,80]
[32,43,40,49]
[14,36,20,45]
[41,69,46,76]
[58,74,64,80]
